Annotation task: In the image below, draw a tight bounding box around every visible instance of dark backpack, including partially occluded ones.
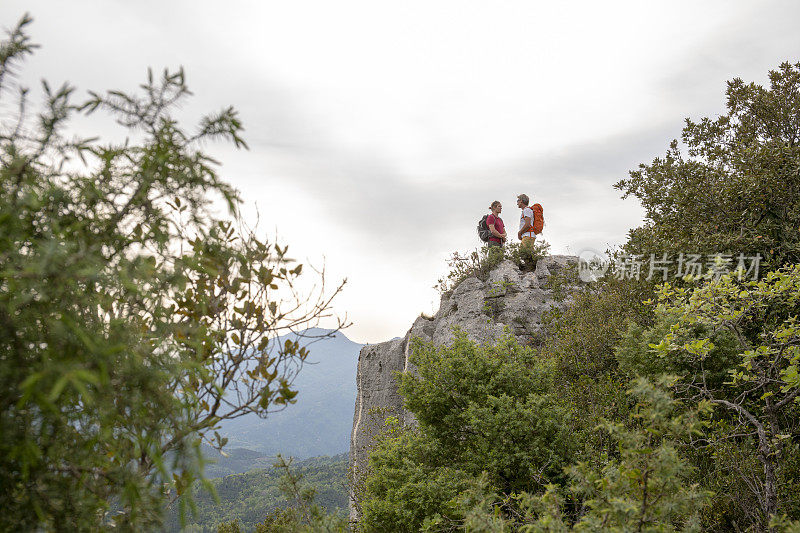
[477,214,490,242]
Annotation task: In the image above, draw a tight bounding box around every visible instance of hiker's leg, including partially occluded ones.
[521,236,536,269]
[487,240,503,262]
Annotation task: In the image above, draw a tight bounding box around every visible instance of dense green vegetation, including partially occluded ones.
[356,334,575,530]
[164,454,348,532]
[357,63,800,532]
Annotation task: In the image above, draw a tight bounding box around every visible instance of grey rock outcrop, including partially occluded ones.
[349,255,578,519]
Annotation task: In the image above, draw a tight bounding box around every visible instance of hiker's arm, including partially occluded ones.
[489,223,503,239]
[518,216,532,239]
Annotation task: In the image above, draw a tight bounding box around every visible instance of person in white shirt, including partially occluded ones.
[516,193,535,248]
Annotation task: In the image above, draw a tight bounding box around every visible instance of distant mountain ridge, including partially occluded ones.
[200,445,276,479]
[217,327,362,460]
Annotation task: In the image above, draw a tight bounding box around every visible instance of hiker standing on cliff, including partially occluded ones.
[517,194,536,248]
[487,201,506,248]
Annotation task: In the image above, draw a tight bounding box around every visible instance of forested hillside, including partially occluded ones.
[164,454,348,532]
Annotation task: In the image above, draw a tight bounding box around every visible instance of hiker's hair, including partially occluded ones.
[517,194,529,206]
[489,200,501,210]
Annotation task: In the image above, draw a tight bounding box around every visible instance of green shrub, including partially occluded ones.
[435,241,551,295]
[456,378,713,532]
[358,331,576,532]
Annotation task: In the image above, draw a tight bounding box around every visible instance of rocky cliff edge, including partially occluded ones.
[349,255,579,518]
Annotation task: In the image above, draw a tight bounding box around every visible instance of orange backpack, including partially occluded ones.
[531,203,544,234]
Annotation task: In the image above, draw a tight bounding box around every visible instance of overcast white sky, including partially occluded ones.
[2,1,799,343]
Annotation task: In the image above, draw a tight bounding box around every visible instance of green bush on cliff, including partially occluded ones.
[455,378,713,532]
[358,333,713,532]
[358,331,576,531]
[436,241,551,295]
[614,267,800,530]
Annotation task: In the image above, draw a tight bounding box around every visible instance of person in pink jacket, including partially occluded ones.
[486,200,507,247]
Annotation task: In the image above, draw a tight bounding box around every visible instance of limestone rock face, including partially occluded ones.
[349,255,578,519]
